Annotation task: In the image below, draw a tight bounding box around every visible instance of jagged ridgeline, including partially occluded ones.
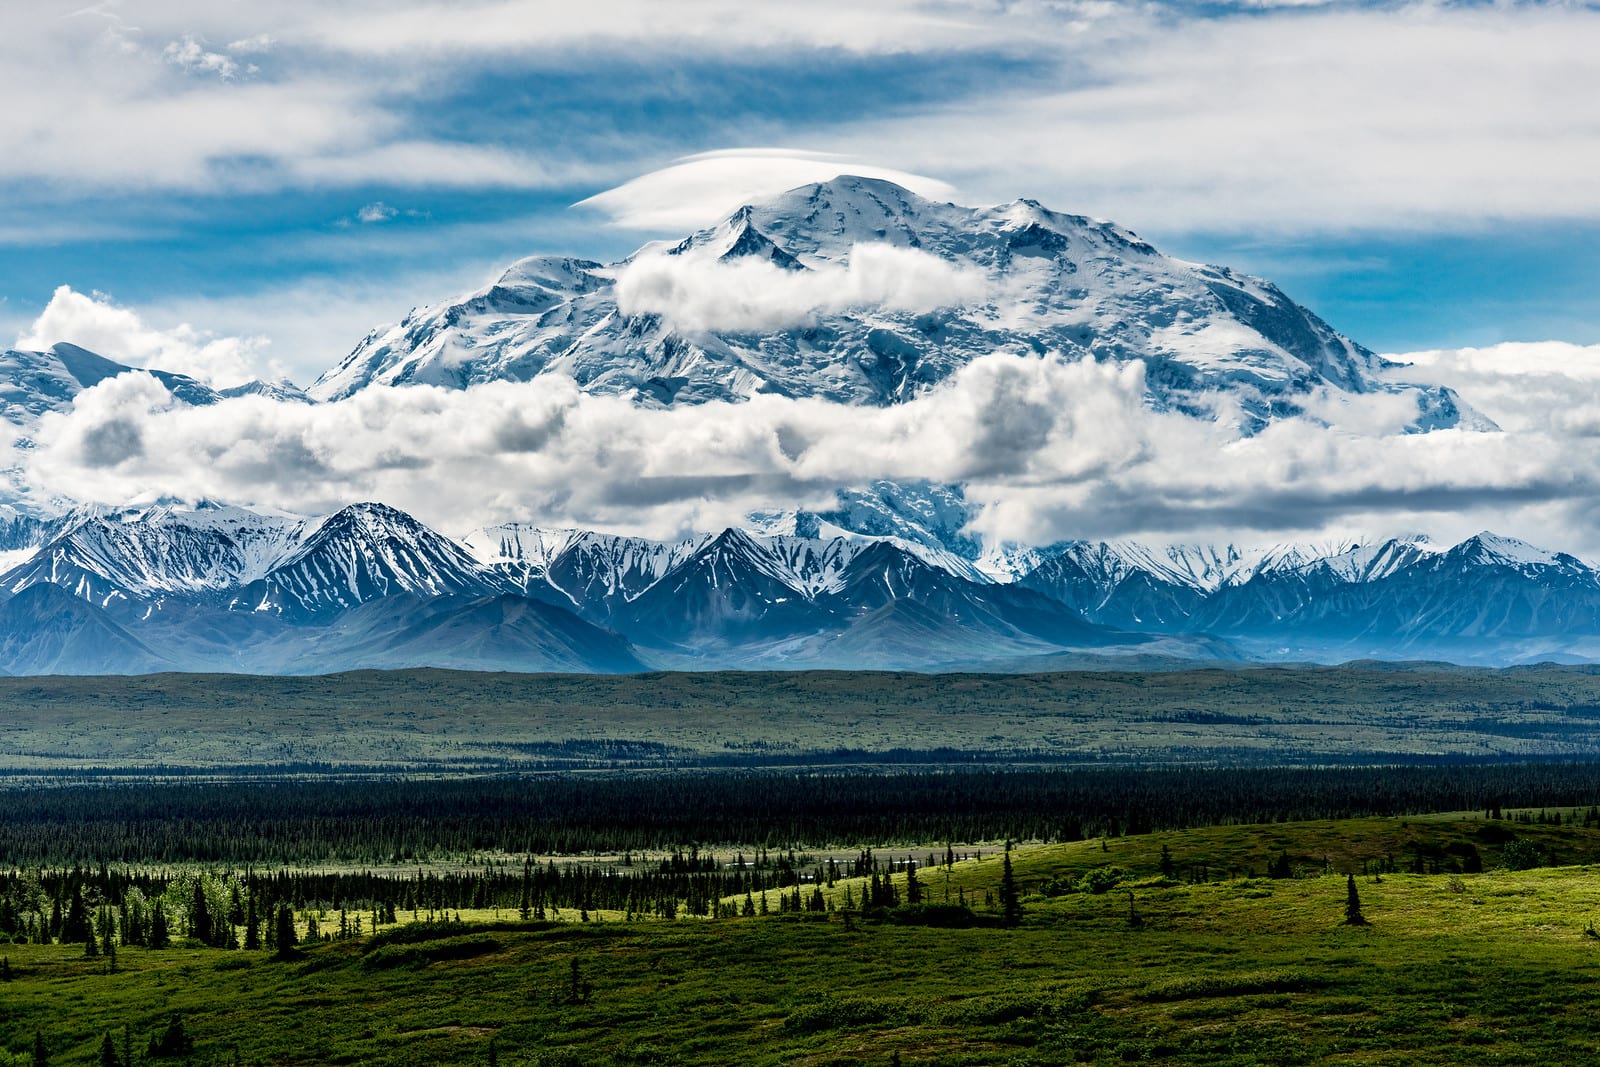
[2,499,1600,672]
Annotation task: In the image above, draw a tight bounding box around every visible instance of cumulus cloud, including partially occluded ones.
[15,347,1600,560]
[578,150,959,232]
[16,286,273,388]
[162,34,254,79]
[614,242,988,334]
[356,202,399,223]
[1381,342,1600,436]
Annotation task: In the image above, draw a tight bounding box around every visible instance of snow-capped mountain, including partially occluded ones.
[308,177,1478,433]
[2,499,1600,672]
[2,502,308,610]
[237,502,506,620]
[0,342,222,426]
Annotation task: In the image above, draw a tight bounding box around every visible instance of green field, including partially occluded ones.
[7,664,1600,774]
[7,812,1600,1065]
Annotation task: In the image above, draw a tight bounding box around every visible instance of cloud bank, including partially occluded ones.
[12,344,1600,560]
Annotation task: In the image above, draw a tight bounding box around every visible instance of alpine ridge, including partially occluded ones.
[1,502,1599,673]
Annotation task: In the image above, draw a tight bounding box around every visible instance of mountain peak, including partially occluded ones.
[306,178,1483,432]
[1455,531,1571,569]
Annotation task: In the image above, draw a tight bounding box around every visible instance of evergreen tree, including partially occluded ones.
[1,956,10,981]
[998,846,1023,928]
[904,860,922,905]
[148,1015,194,1058]
[149,902,170,950]
[32,1031,47,1067]
[1159,845,1175,879]
[244,894,260,951]
[98,1033,120,1067]
[1343,874,1369,926]
[62,889,90,945]
[274,904,298,959]
[190,880,213,946]
[84,932,99,958]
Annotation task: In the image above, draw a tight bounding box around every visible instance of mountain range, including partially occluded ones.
[0,176,1583,674]
[0,499,1597,674]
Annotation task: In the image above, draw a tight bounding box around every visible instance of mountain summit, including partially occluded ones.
[308,177,1474,432]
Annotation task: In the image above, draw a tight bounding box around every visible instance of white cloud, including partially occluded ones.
[829,5,1600,234]
[1382,342,1600,436]
[614,242,988,334]
[294,0,1036,58]
[17,347,1600,560]
[2,1,1596,239]
[16,286,274,388]
[162,33,251,79]
[357,202,399,224]
[578,150,960,232]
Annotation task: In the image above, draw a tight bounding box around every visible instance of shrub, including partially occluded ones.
[361,935,501,970]
[1078,867,1127,894]
[783,996,893,1033]
[1142,971,1320,1002]
[1500,839,1545,871]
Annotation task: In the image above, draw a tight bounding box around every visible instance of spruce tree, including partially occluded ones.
[190,880,213,946]
[149,902,170,950]
[98,1033,119,1067]
[244,894,260,951]
[1,956,10,981]
[1343,874,1369,926]
[999,845,1023,928]
[274,904,298,959]
[904,860,922,905]
[62,889,89,945]
[32,1031,48,1067]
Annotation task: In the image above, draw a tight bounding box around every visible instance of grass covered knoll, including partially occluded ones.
[7,812,1600,1064]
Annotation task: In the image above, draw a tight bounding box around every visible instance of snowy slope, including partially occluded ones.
[0,503,308,610]
[237,502,507,620]
[309,177,1478,433]
[0,343,222,426]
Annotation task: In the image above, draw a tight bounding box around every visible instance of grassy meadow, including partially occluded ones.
[6,811,1600,1065]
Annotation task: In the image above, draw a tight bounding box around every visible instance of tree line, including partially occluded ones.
[3,761,1600,864]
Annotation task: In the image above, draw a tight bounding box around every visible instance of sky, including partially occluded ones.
[3,0,1600,553]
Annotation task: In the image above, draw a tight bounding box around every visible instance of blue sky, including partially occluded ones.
[3,0,1598,387]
